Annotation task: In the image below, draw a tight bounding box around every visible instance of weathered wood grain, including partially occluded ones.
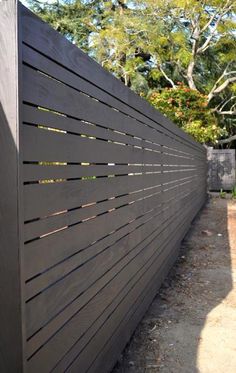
[0,2,24,372]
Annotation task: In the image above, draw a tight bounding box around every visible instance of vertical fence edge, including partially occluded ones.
[0,1,24,372]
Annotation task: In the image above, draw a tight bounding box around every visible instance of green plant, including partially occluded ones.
[231,186,236,199]
[219,188,226,198]
[146,85,226,144]
[28,0,236,138]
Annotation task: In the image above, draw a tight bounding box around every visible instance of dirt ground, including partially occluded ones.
[112,195,236,373]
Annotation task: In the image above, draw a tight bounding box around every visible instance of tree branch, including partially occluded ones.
[217,110,236,115]
[159,65,176,88]
[209,76,236,101]
[197,1,233,54]
[185,1,234,90]
[225,71,236,76]
[186,17,200,89]
[216,95,236,112]
[208,63,236,102]
[218,134,236,144]
[200,8,219,33]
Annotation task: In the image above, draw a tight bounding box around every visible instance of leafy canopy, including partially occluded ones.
[27,0,236,144]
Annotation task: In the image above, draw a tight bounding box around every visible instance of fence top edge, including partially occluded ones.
[19,1,205,154]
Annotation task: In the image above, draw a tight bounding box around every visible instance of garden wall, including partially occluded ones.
[207,148,235,191]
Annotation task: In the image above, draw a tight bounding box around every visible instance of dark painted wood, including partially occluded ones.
[0,4,207,372]
[0,2,24,372]
[22,120,205,167]
[20,5,205,152]
[55,200,198,373]
[26,194,198,372]
[22,102,206,162]
[85,239,180,373]
[24,163,192,183]
[25,188,195,340]
[22,104,163,154]
[24,180,199,281]
[23,175,196,242]
[26,186,201,352]
[22,66,203,159]
[22,124,163,165]
[23,171,204,222]
[23,184,160,242]
[26,207,179,362]
[24,179,197,305]
[21,42,203,154]
[70,197,204,373]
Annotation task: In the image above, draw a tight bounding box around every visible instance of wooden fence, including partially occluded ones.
[0,2,207,372]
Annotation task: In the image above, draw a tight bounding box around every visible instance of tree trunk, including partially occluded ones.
[186,60,197,90]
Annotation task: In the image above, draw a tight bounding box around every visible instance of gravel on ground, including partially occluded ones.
[112,195,236,373]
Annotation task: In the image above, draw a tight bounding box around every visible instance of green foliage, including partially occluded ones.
[220,189,226,199]
[26,0,236,143]
[147,84,225,143]
[232,186,236,199]
[27,0,99,51]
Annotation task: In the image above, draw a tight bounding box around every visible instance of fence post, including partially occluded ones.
[0,1,24,372]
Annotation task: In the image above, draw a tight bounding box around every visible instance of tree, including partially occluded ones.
[26,0,236,143]
[26,0,105,52]
[147,83,226,143]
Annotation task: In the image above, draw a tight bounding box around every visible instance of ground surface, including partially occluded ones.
[112,196,236,373]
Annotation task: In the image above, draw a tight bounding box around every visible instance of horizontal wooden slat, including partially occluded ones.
[23,124,204,176]
[23,185,158,242]
[22,103,204,166]
[21,106,205,166]
[22,43,203,156]
[23,125,162,165]
[86,195,207,373]
[23,176,197,242]
[84,236,181,373]
[22,67,163,151]
[23,163,199,183]
[26,185,205,346]
[26,203,171,344]
[23,170,204,222]
[2,5,207,373]
[22,104,163,154]
[26,193,200,372]
[21,5,205,153]
[86,253,176,373]
[27,230,175,372]
[24,181,197,281]
[23,45,199,154]
[25,208,164,354]
[59,196,203,373]
[25,188,194,339]
[22,66,205,159]
[25,198,159,299]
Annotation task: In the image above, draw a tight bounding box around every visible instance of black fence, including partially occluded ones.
[0,2,207,372]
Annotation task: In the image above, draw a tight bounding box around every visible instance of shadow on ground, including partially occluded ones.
[112,196,236,373]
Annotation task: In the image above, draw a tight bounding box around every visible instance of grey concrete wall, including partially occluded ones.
[207,148,236,191]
